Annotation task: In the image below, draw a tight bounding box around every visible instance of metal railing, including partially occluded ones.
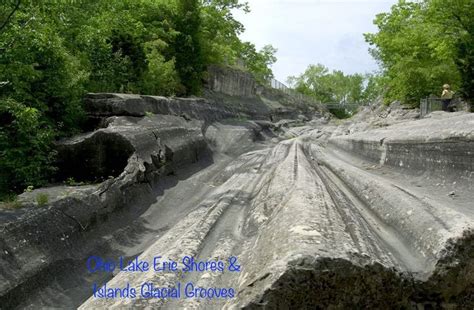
[269,78,311,103]
[420,97,461,117]
[324,103,362,110]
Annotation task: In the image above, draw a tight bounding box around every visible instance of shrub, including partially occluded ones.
[0,99,57,197]
[0,8,87,132]
[141,41,180,96]
[36,193,49,207]
[0,194,22,209]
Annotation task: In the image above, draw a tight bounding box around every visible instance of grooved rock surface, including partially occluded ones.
[0,114,209,304]
[329,112,474,186]
[1,99,473,309]
[79,113,473,309]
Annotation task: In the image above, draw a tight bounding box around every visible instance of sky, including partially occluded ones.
[233,0,398,83]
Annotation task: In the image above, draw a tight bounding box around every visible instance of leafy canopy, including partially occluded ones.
[288,63,378,105]
[365,0,472,105]
[0,0,277,198]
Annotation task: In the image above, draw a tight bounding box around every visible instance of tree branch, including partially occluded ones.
[0,0,21,34]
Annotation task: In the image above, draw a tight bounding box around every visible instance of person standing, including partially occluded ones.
[441,84,454,112]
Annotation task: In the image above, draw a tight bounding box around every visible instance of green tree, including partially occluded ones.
[198,1,277,85]
[362,73,386,103]
[0,4,87,132]
[0,99,56,197]
[239,43,277,84]
[288,64,332,102]
[0,0,20,35]
[200,0,249,66]
[141,40,180,96]
[175,0,203,95]
[288,64,367,104]
[427,0,474,99]
[365,0,466,105]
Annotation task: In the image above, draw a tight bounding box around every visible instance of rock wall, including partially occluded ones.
[206,65,256,98]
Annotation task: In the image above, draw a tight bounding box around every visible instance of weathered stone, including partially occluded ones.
[84,92,283,123]
[55,131,135,183]
[84,90,326,127]
[1,93,472,309]
[329,112,474,185]
[204,120,273,155]
[0,114,209,303]
[79,114,473,309]
[206,65,256,98]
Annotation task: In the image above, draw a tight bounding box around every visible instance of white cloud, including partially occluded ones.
[234,0,397,82]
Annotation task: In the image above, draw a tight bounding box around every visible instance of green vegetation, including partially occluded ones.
[290,0,472,109]
[327,108,353,120]
[0,0,277,199]
[365,0,473,105]
[240,44,278,84]
[0,99,57,195]
[0,194,22,209]
[36,193,49,207]
[65,177,87,186]
[288,64,382,105]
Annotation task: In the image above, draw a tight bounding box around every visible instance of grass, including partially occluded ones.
[0,195,22,209]
[36,193,49,207]
[65,177,87,186]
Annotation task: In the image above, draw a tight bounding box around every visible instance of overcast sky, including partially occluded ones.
[234,0,398,83]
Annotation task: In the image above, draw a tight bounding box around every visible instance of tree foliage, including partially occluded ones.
[428,0,474,99]
[288,64,376,105]
[0,99,56,195]
[199,1,277,84]
[239,43,277,84]
[365,0,473,105]
[175,0,203,95]
[0,0,276,198]
[200,0,248,66]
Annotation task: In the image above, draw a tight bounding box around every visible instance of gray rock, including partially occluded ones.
[85,93,241,121]
[79,127,473,309]
[1,94,473,309]
[0,114,209,301]
[206,65,256,98]
[329,113,474,186]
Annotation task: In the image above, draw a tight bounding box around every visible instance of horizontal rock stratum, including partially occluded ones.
[0,94,472,309]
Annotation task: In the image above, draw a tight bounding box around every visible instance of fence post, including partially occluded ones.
[420,99,426,118]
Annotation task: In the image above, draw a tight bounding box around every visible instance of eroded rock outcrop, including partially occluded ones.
[1,92,472,309]
[329,112,474,186]
[84,93,270,123]
[80,113,473,309]
[0,114,209,304]
[206,65,257,98]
